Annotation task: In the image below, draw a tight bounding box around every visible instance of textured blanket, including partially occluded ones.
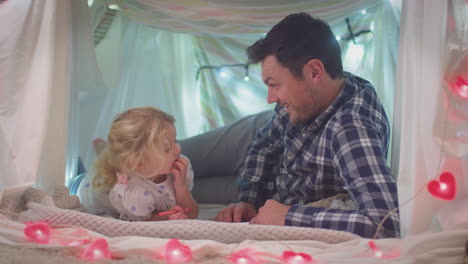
[1,187,359,244]
[1,187,467,264]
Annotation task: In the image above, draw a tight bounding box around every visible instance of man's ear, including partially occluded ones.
[303,59,324,84]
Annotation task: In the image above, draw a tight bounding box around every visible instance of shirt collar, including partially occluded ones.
[305,72,359,130]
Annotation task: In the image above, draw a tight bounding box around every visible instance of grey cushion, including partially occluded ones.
[180,110,274,204]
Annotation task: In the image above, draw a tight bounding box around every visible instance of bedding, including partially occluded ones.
[1,111,466,263]
[0,187,467,263]
[9,187,359,244]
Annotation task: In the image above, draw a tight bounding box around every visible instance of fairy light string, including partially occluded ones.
[225,225,314,264]
[0,208,315,264]
[371,6,466,249]
[373,184,427,239]
[372,73,459,240]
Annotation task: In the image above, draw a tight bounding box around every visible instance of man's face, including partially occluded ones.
[261,55,322,124]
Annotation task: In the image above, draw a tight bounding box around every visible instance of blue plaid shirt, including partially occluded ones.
[238,72,399,238]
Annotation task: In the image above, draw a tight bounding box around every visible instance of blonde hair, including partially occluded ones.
[92,107,175,190]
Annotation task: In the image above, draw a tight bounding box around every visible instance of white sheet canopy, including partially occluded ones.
[0,0,467,241]
[0,0,72,199]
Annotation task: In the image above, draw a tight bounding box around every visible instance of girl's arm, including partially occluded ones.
[173,185,199,219]
[171,157,199,219]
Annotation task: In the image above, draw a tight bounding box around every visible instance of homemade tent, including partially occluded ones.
[0,0,467,263]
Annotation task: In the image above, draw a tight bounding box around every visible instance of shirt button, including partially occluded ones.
[302,132,308,137]
[288,153,293,159]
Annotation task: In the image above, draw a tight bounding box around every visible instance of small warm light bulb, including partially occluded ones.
[220,70,228,78]
[368,239,400,259]
[288,255,307,264]
[80,238,111,261]
[94,249,103,257]
[451,76,468,99]
[34,230,47,242]
[108,4,120,10]
[244,76,250,81]
[236,257,248,264]
[159,239,192,264]
[440,183,447,190]
[282,251,313,264]
[361,9,367,15]
[336,36,341,41]
[460,85,468,95]
[374,251,383,258]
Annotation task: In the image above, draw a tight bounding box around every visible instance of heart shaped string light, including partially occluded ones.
[367,240,400,259]
[227,248,263,264]
[427,171,457,200]
[451,76,468,99]
[80,238,111,261]
[368,241,383,258]
[157,239,192,264]
[24,221,51,244]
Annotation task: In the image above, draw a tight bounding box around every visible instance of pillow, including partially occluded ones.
[180,110,274,179]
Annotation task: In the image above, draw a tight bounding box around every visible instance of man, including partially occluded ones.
[215,12,399,238]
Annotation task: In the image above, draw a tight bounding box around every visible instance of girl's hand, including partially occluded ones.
[167,205,188,220]
[171,156,189,189]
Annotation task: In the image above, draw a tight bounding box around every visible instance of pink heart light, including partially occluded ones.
[368,241,383,258]
[159,239,192,264]
[24,221,51,244]
[451,76,468,99]
[80,238,111,261]
[427,172,456,200]
[368,240,400,259]
[282,250,313,264]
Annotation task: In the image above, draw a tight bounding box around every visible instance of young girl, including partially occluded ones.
[79,107,199,221]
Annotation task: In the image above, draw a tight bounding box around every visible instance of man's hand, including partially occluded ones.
[215,202,257,223]
[250,199,290,226]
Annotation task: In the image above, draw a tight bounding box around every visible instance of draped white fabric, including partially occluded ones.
[81,14,199,172]
[0,1,71,197]
[394,0,468,236]
[70,0,110,186]
[100,0,384,36]
[87,1,399,170]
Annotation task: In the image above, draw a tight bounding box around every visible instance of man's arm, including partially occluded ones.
[238,106,286,208]
[285,122,399,238]
[216,107,286,222]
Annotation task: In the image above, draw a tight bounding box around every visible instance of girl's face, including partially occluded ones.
[138,123,181,178]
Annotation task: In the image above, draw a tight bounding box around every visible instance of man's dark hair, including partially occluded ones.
[247,12,343,79]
